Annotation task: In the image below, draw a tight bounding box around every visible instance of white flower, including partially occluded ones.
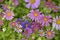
[52,16,60,30]
[14,25,23,33]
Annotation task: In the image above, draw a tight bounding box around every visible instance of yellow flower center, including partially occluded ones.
[34,13,38,17]
[30,0,36,4]
[47,31,52,36]
[7,12,11,17]
[44,17,48,22]
[26,24,28,27]
[18,22,20,24]
[56,19,60,25]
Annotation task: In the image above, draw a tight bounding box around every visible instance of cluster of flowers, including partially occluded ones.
[0,0,60,40]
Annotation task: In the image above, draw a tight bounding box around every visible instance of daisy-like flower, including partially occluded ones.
[52,6,59,12]
[29,10,41,21]
[31,21,40,33]
[38,30,45,37]
[10,21,16,28]
[25,0,40,9]
[4,10,14,20]
[16,18,22,25]
[40,15,52,26]
[12,0,19,6]
[52,16,60,30]
[46,30,55,39]
[0,20,3,27]
[22,28,32,38]
[1,4,9,10]
[14,25,22,33]
[22,21,31,29]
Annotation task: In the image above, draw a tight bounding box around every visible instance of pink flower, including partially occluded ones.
[25,0,40,9]
[40,15,52,26]
[46,30,55,39]
[4,10,14,20]
[29,10,41,21]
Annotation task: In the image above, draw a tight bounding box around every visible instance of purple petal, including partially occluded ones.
[26,3,31,8]
[25,0,29,2]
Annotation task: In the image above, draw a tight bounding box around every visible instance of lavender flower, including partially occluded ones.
[22,28,32,38]
[52,16,60,30]
[25,0,40,9]
[29,10,41,21]
[40,15,52,26]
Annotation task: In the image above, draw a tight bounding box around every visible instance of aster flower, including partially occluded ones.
[38,30,45,37]
[25,0,40,9]
[29,10,41,21]
[52,6,59,12]
[16,18,22,25]
[40,15,52,26]
[52,16,60,30]
[31,21,40,33]
[22,28,32,38]
[22,21,31,29]
[10,21,16,28]
[12,0,19,6]
[3,10,14,20]
[14,25,22,33]
[46,30,55,39]
[1,4,9,10]
[0,20,3,27]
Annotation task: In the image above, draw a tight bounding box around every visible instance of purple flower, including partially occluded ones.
[22,28,32,38]
[0,20,3,27]
[46,30,55,39]
[3,10,14,20]
[22,21,31,29]
[52,6,59,12]
[25,0,40,9]
[52,16,60,30]
[29,10,41,21]
[31,21,40,33]
[16,18,22,25]
[40,15,52,26]
[1,4,9,10]
[13,0,19,6]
